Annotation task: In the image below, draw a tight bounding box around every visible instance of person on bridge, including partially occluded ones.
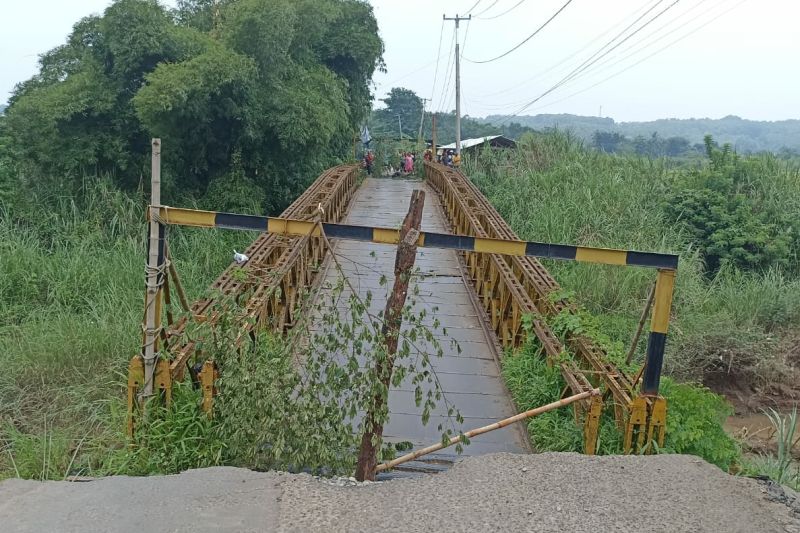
[453,152,461,167]
[403,152,414,173]
[443,150,452,167]
[363,150,374,175]
[423,149,432,162]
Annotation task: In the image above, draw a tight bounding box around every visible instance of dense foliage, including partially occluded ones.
[4,0,383,213]
[665,136,799,273]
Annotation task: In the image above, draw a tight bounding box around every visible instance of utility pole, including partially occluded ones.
[396,113,403,140]
[417,97,430,147]
[431,114,437,161]
[443,13,470,156]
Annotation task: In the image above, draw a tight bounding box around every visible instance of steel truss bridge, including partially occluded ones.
[128,146,677,458]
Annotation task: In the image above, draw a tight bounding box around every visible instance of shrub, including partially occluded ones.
[502,339,741,469]
[659,378,740,470]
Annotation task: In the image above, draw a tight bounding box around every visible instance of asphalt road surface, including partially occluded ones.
[2,453,798,533]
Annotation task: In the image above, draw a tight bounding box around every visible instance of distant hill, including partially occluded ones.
[481,114,800,153]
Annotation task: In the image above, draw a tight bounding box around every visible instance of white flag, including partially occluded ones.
[360,126,371,146]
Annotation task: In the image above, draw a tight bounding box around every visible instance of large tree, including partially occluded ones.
[376,87,423,138]
[6,0,383,212]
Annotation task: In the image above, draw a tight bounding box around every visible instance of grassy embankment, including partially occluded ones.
[0,179,252,478]
[464,132,799,481]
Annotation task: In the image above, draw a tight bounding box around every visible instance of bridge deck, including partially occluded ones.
[318,177,529,458]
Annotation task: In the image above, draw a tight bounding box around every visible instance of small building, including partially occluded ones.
[436,135,516,154]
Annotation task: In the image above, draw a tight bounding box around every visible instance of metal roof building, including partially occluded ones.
[437,135,517,152]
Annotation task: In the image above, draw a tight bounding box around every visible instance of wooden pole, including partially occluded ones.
[354,190,425,482]
[625,282,656,365]
[165,243,190,312]
[376,388,600,473]
[142,138,162,397]
[431,114,437,161]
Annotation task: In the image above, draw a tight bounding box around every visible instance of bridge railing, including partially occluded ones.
[424,161,672,454]
[127,162,360,436]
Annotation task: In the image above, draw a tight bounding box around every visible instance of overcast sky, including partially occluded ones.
[1,0,797,121]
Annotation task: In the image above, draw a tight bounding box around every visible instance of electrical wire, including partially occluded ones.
[464,0,482,15]
[519,0,749,115]
[436,29,457,112]
[471,0,661,100]
[465,0,575,64]
[475,0,528,20]
[472,0,700,110]
[545,0,669,92]
[570,0,714,82]
[499,0,683,122]
[461,17,472,58]
[472,0,499,17]
[429,18,446,103]
[499,0,735,123]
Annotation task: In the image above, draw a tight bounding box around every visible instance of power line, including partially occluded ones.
[461,17,472,58]
[472,0,499,17]
[464,0,482,14]
[543,0,669,92]
[436,28,457,112]
[498,0,683,122]
[465,0,575,64]
[438,31,457,111]
[472,0,661,100]
[572,0,714,82]
[429,18,446,102]
[475,0,528,20]
[521,0,749,115]
[499,0,729,124]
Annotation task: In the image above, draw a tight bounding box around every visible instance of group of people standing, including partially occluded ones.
[365,151,417,177]
[437,149,461,167]
[362,147,460,177]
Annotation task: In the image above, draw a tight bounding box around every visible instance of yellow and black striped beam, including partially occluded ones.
[641,269,676,396]
[152,206,679,270]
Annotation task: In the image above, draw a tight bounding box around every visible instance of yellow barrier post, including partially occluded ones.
[641,269,676,396]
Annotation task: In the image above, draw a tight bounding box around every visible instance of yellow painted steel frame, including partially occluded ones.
[127,164,361,433]
[424,161,676,455]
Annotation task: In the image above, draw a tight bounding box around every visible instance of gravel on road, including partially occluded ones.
[1,452,798,533]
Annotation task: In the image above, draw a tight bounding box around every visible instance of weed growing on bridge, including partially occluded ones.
[103,256,465,477]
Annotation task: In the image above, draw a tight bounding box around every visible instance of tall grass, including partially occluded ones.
[0,176,252,479]
[742,407,800,490]
[465,133,800,385]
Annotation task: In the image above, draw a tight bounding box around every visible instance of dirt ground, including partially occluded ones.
[705,371,800,459]
[1,453,798,533]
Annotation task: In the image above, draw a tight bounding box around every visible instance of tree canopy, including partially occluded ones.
[5,0,384,213]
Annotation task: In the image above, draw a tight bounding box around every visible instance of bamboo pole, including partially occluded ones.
[142,138,162,396]
[625,282,656,365]
[375,388,600,473]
